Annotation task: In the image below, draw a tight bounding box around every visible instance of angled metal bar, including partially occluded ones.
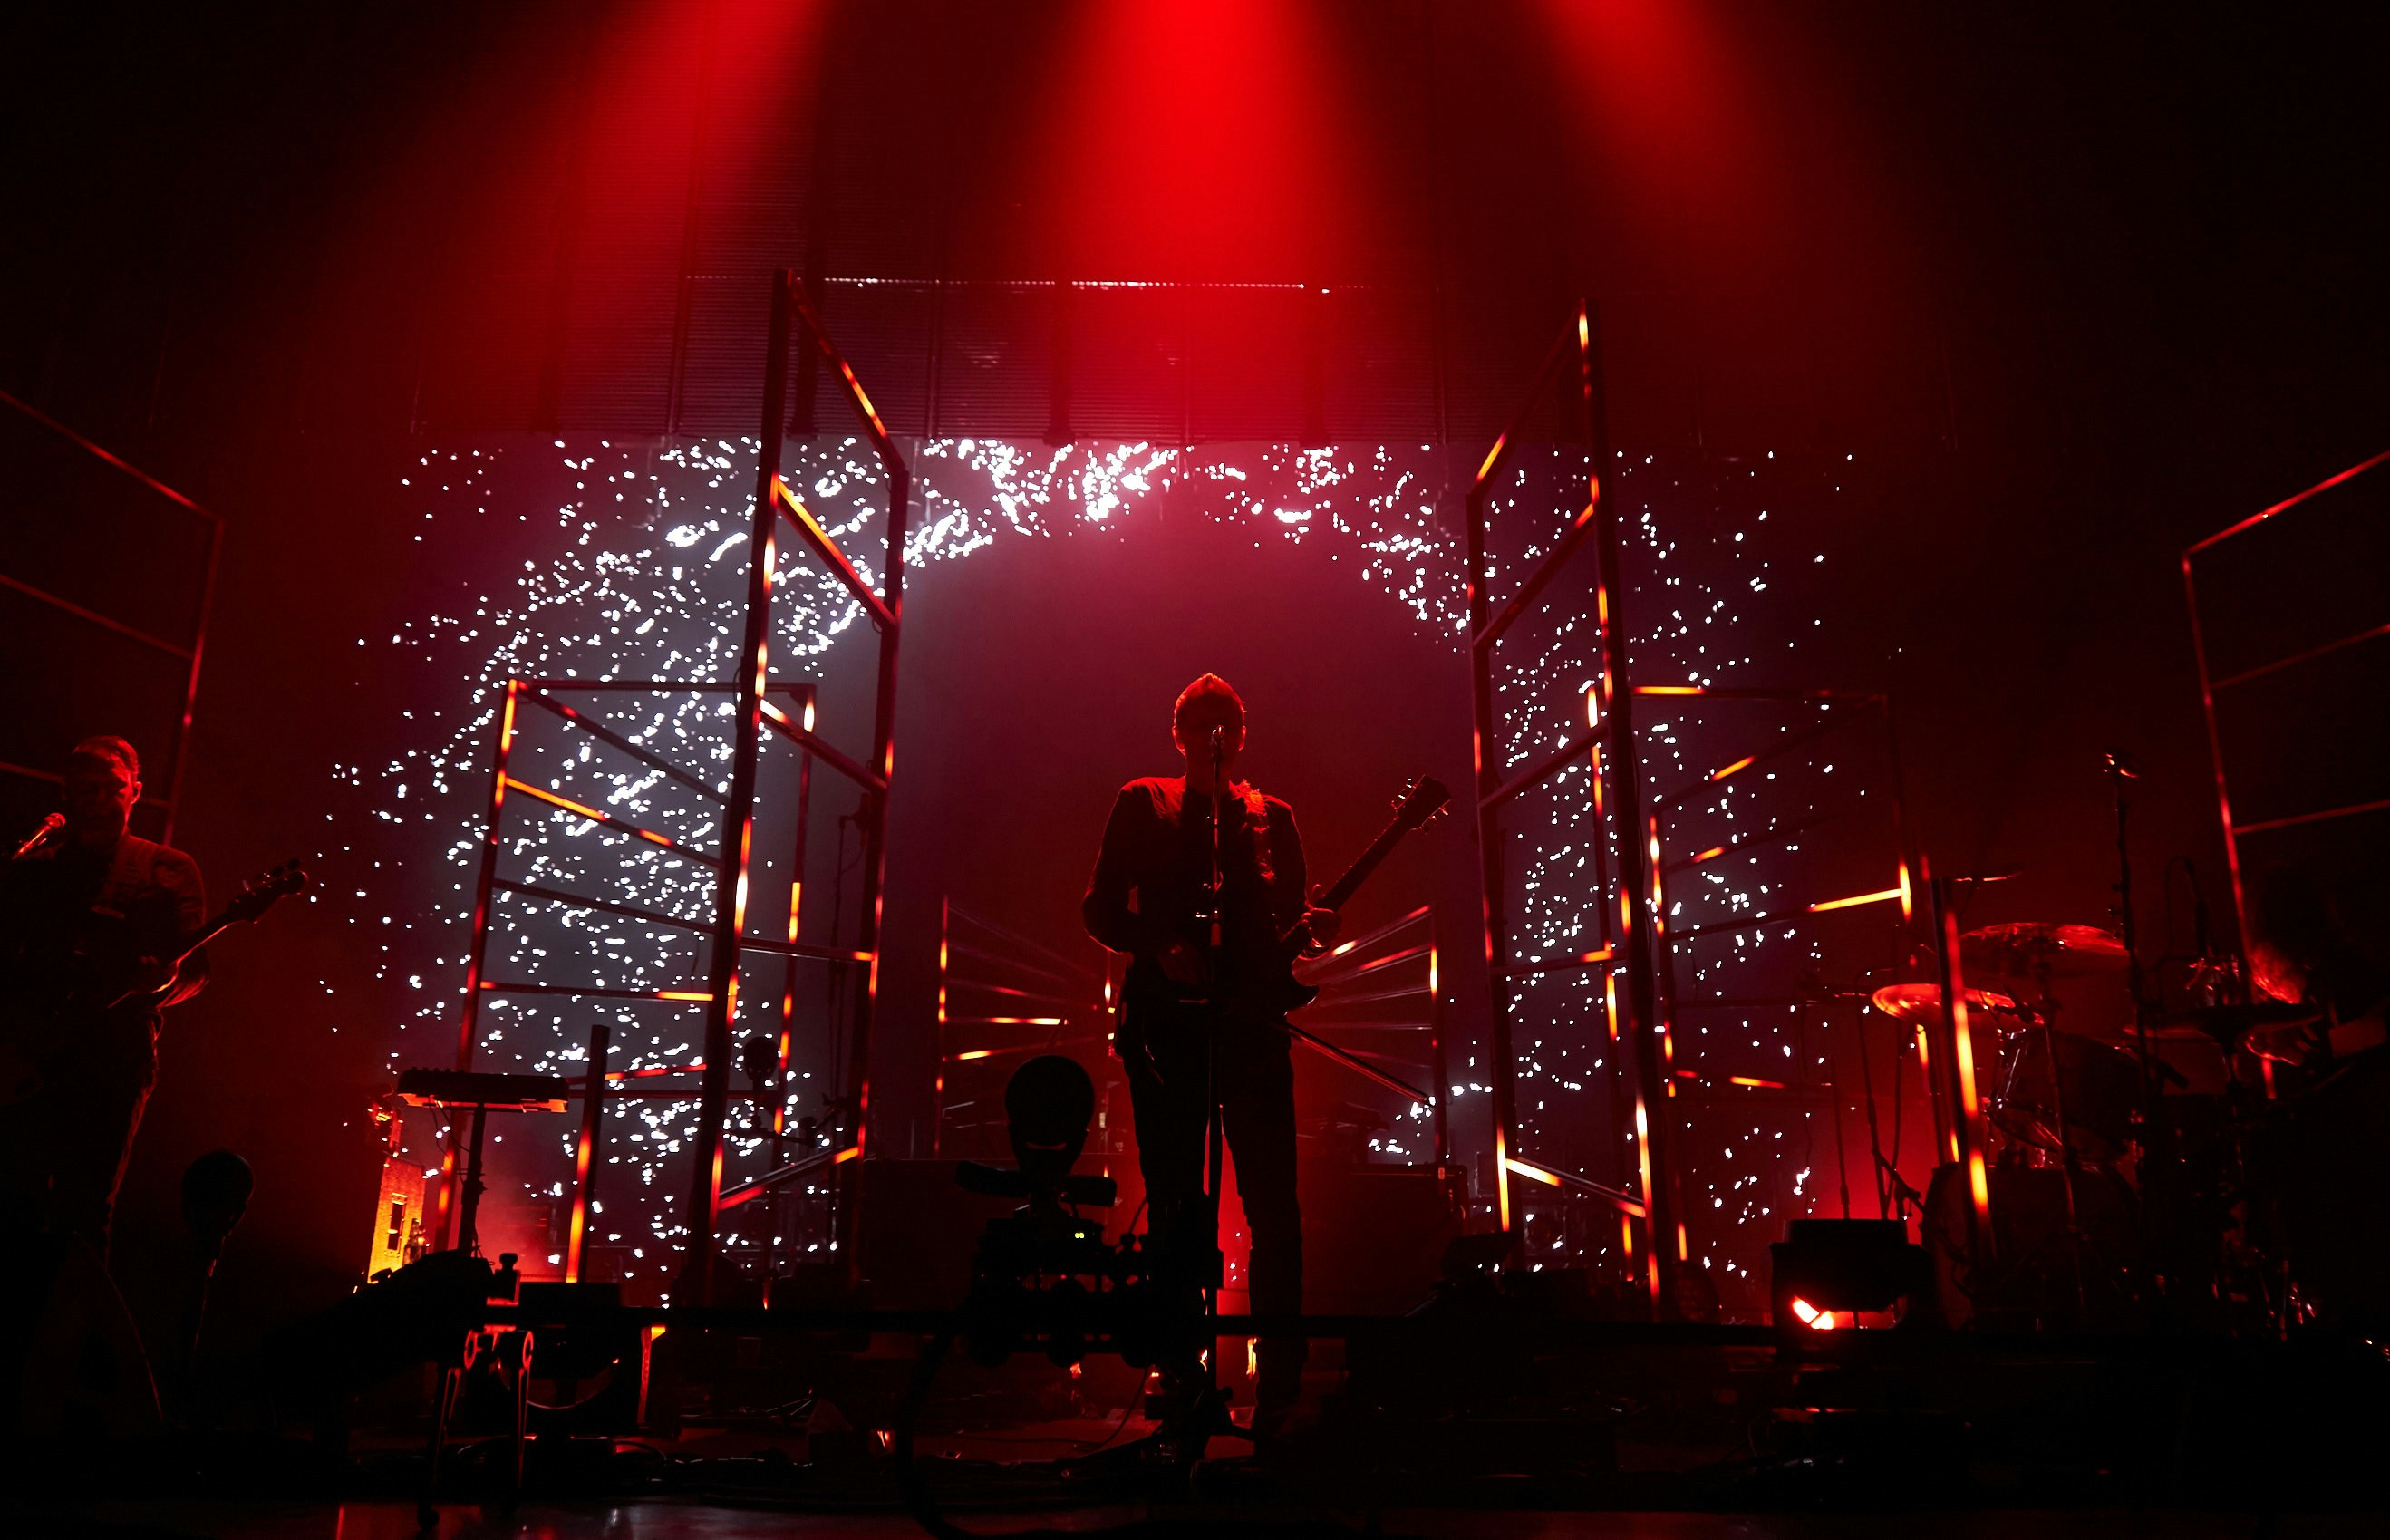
[0,386,218,521]
[943,942,1087,991]
[1469,322,1572,494]
[2233,797,2390,838]
[1660,804,1856,874]
[735,935,875,964]
[2187,445,2390,554]
[717,1144,862,1209]
[1491,945,1613,979]
[1473,498,1600,654]
[1479,725,1600,812]
[0,760,63,787]
[760,698,886,794]
[1305,903,1431,967]
[491,877,865,962]
[479,981,713,1002]
[1301,942,1432,986]
[1282,1021,1430,1103]
[527,678,739,691]
[503,777,721,867]
[1649,712,1866,812]
[1299,980,1435,1008]
[771,476,898,633]
[944,1034,1111,1062]
[522,689,726,802]
[946,905,1103,985]
[1633,685,1882,704]
[0,571,194,658]
[943,978,1091,1009]
[2211,621,2390,692]
[1503,1155,1646,1217]
[493,877,710,933]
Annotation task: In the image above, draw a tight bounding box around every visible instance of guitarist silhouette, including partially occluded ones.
[1082,674,1340,1438]
[1,737,208,1254]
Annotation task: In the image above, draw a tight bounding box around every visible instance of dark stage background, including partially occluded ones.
[4,1,2386,1344]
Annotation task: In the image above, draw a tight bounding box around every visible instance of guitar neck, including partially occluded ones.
[1320,825,1408,914]
[1281,818,1410,951]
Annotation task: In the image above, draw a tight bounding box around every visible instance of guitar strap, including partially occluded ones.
[1241,785,1275,886]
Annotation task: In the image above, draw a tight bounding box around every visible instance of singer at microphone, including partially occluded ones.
[0,736,209,1254]
[1080,674,1338,1438]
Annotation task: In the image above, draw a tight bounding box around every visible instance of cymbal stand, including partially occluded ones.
[2105,752,2164,1196]
[2026,957,2092,1322]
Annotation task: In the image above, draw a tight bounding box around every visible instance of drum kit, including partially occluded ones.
[1864,920,2363,1332]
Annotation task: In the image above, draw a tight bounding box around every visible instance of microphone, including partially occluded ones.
[13,812,63,860]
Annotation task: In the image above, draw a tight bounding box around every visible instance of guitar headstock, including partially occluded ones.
[1390,775,1453,832]
[224,859,311,925]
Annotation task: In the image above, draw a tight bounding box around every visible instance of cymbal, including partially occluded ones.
[1959,922,2131,979]
[1870,982,2023,1026]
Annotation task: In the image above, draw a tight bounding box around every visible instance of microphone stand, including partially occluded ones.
[1196,729,1229,1411]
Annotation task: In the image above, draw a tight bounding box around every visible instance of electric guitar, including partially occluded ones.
[1265,776,1451,1012]
[0,858,309,1106]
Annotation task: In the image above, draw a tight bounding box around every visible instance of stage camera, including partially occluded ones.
[943,1054,1213,1372]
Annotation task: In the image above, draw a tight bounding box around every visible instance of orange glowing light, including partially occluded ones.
[1476,431,1510,486]
[656,990,713,1002]
[1708,755,1756,782]
[954,1050,994,1061]
[1493,1126,1513,1231]
[1809,886,1904,914]
[1727,1075,1786,1090]
[1505,1157,1563,1187]
[1642,685,1704,696]
[1788,1296,1836,1330]
[832,1144,861,1165]
[1692,847,1726,863]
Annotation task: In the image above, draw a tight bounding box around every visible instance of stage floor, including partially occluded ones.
[10,1500,2388,1539]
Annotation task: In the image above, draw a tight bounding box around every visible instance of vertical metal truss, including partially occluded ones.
[439,676,856,1273]
[0,387,220,844]
[2182,448,2390,961]
[440,271,909,1306]
[1466,304,1947,1318]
